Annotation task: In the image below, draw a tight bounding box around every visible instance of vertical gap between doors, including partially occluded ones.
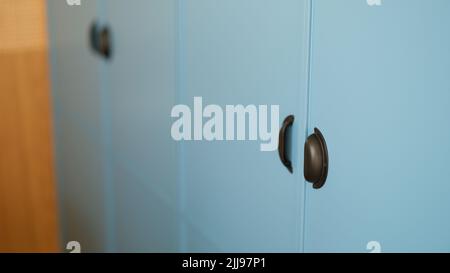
[301,0,315,253]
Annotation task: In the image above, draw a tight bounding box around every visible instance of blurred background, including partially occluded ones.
[0,0,306,253]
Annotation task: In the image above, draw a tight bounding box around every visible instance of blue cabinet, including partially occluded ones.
[47,0,111,252]
[104,0,179,252]
[304,0,450,252]
[48,0,179,252]
[180,0,310,252]
[47,0,450,252]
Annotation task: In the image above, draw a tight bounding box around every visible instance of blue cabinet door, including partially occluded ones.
[104,0,178,252]
[305,0,450,252]
[180,0,310,252]
[47,0,112,252]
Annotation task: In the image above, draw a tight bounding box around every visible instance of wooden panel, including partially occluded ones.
[0,0,47,51]
[0,0,59,252]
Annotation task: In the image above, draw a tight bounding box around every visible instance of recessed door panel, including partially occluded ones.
[104,0,178,252]
[182,0,310,252]
[47,0,110,252]
[305,0,450,252]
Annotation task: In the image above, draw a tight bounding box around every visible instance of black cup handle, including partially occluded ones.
[278,115,295,173]
[90,22,112,59]
[304,128,329,189]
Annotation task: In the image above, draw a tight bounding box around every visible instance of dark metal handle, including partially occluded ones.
[278,115,295,173]
[304,128,329,189]
[90,22,112,59]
